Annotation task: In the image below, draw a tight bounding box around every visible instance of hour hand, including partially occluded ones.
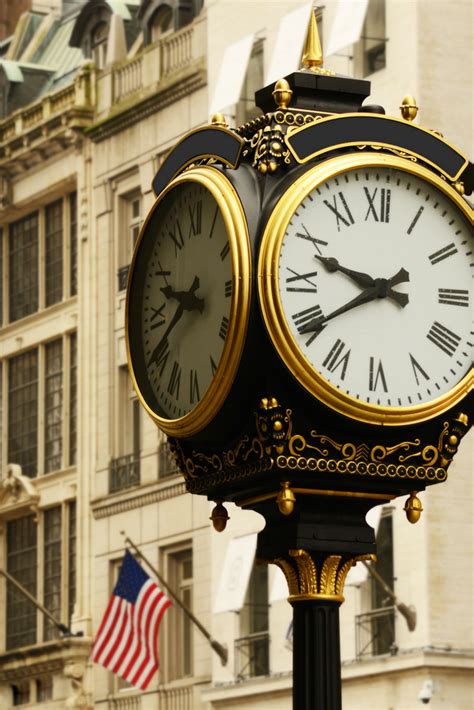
[161,275,204,312]
[314,255,375,288]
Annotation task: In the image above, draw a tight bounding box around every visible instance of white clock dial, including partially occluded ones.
[259,155,473,424]
[127,167,251,436]
[141,181,231,419]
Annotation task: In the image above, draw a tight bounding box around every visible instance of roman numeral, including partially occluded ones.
[210,355,217,375]
[189,369,200,404]
[407,206,424,235]
[409,353,430,386]
[168,220,184,255]
[322,339,351,380]
[286,268,318,293]
[438,288,469,307]
[153,339,169,376]
[209,205,219,239]
[323,193,355,231]
[364,187,391,223]
[294,224,328,255]
[220,242,230,261]
[167,360,181,398]
[426,321,461,356]
[150,303,166,329]
[155,264,171,282]
[291,304,323,335]
[188,200,202,237]
[428,242,458,265]
[225,280,232,298]
[219,316,229,340]
[369,357,388,392]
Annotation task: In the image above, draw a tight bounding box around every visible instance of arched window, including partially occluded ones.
[150,5,173,42]
[91,21,108,69]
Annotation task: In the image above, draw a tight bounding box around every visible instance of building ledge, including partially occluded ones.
[341,647,474,680]
[0,637,92,681]
[201,672,292,704]
[91,474,186,519]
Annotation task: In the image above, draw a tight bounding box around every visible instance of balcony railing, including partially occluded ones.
[355,605,396,659]
[109,453,140,493]
[235,631,270,679]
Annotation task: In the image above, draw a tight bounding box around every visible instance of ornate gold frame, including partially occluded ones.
[126,166,251,437]
[258,153,473,426]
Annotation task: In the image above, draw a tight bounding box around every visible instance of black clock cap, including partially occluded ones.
[255,69,371,114]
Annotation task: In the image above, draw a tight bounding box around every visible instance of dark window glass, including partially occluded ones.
[8,350,38,477]
[44,340,63,473]
[0,227,3,326]
[69,332,77,466]
[371,514,395,655]
[44,506,62,640]
[7,515,37,649]
[12,682,30,706]
[69,192,77,297]
[45,200,63,307]
[36,676,53,702]
[68,500,77,623]
[9,213,39,322]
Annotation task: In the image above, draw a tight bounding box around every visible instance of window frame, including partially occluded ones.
[161,543,193,682]
[1,192,77,327]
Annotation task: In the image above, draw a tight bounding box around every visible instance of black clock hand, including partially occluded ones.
[314,256,409,308]
[148,304,184,366]
[300,267,411,335]
[161,275,205,312]
[300,285,379,334]
[314,255,375,288]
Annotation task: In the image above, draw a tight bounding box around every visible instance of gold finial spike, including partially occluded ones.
[301,7,323,71]
[272,79,293,109]
[400,95,418,122]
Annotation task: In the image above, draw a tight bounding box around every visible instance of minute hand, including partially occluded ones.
[299,285,379,334]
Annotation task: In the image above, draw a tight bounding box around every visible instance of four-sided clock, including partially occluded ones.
[258,153,473,425]
[126,166,251,437]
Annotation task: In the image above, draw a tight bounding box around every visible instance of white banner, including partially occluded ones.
[325,0,369,57]
[213,533,257,613]
[265,2,313,86]
[345,504,386,586]
[209,33,255,115]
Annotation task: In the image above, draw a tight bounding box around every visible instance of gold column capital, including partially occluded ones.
[272,550,375,603]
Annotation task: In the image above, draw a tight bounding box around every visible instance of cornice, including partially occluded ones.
[91,477,186,518]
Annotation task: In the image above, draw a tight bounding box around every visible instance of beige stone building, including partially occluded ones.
[0,0,472,708]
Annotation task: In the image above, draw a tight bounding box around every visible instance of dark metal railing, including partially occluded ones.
[109,453,140,493]
[355,605,396,659]
[234,631,270,679]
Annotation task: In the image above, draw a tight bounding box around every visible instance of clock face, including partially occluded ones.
[259,155,473,424]
[127,168,250,436]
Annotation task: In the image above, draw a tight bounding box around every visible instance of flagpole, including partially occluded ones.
[0,567,82,637]
[120,531,228,666]
[362,561,417,631]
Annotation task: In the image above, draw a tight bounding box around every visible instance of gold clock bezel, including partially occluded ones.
[258,152,473,426]
[126,166,251,437]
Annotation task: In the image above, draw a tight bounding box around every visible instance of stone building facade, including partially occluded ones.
[0,1,472,708]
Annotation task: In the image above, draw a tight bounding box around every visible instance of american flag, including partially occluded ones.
[91,550,172,690]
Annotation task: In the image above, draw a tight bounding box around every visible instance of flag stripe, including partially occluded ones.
[91,551,171,691]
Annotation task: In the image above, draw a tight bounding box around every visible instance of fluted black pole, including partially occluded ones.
[292,600,342,710]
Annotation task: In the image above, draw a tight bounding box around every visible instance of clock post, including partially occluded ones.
[126,11,473,710]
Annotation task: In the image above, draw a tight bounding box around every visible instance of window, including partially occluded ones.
[236,39,263,126]
[91,22,108,69]
[150,5,173,42]
[165,547,193,680]
[5,504,77,650]
[7,335,77,478]
[235,563,269,679]
[118,192,142,291]
[158,440,177,478]
[6,515,37,649]
[12,682,30,706]
[357,0,386,77]
[355,509,395,658]
[109,367,140,492]
[4,193,77,325]
[9,212,39,322]
[36,676,53,702]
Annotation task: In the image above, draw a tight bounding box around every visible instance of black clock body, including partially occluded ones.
[127,70,473,529]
